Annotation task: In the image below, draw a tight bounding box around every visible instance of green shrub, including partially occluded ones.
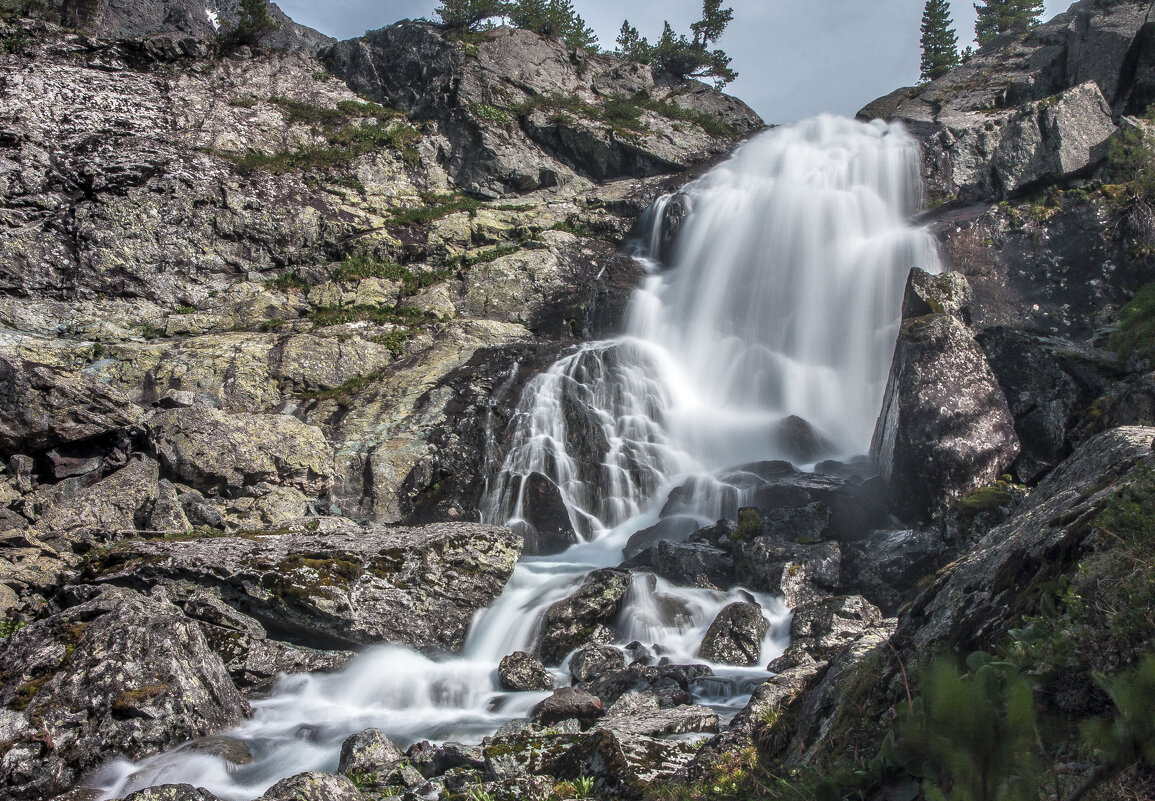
[1109,282,1155,364]
[1106,120,1155,199]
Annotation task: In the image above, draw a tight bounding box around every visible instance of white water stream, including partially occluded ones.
[91,115,939,800]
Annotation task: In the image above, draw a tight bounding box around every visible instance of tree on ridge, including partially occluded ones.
[920,0,960,82]
[974,0,1045,46]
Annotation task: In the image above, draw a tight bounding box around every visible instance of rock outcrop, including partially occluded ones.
[83,522,522,652]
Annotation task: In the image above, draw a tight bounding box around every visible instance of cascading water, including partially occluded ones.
[90,115,939,801]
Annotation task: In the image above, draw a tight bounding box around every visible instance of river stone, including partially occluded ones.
[580,662,711,708]
[182,735,253,766]
[537,568,631,665]
[0,586,249,801]
[499,651,555,692]
[622,515,701,559]
[83,522,522,653]
[406,741,486,779]
[598,702,719,738]
[260,772,362,801]
[569,644,626,684]
[531,687,606,729]
[149,406,334,498]
[871,270,1020,521]
[339,728,404,775]
[547,728,700,797]
[698,601,769,666]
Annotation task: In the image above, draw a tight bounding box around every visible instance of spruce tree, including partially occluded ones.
[974,0,1045,46]
[919,0,959,82]
[640,1,737,86]
[218,0,280,50]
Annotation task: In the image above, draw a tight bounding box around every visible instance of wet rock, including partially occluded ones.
[182,735,253,766]
[731,509,842,607]
[149,406,333,498]
[532,687,606,729]
[84,522,522,653]
[770,415,835,463]
[698,601,769,666]
[978,327,1090,482]
[0,354,143,454]
[517,472,579,556]
[406,741,486,779]
[569,644,626,683]
[538,568,631,665]
[580,662,710,708]
[840,527,946,614]
[622,515,701,560]
[872,269,1019,521]
[260,772,362,801]
[499,651,555,692]
[339,728,404,775]
[0,586,248,800]
[651,539,735,588]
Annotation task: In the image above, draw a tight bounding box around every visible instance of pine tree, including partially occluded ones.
[434,0,507,31]
[919,0,959,82]
[218,0,280,50]
[974,0,1045,46]
[508,0,598,51]
[642,1,737,86]
[615,20,652,63]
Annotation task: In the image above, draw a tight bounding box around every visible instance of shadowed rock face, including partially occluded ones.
[872,269,1020,521]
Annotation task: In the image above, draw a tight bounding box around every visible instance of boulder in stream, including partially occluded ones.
[698,601,769,665]
[499,651,555,692]
[537,568,631,665]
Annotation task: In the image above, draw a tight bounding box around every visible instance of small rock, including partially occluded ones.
[531,687,605,729]
[339,728,403,775]
[499,651,555,692]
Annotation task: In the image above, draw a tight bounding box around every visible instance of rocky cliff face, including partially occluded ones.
[0,5,763,796]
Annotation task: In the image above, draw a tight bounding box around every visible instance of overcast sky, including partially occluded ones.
[279,0,1072,124]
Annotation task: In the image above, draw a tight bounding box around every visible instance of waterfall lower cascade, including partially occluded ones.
[92,115,940,801]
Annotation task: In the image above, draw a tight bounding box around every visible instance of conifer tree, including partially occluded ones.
[508,0,597,51]
[615,20,652,63]
[434,0,507,31]
[218,0,280,50]
[919,0,959,82]
[974,0,1045,46]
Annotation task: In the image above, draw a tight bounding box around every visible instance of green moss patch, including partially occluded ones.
[1109,282,1155,364]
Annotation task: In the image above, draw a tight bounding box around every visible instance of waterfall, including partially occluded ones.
[89,115,939,801]
[486,114,940,544]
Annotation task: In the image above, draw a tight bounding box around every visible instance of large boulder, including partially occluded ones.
[537,568,631,665]
[260,772,362,801]
[0,586,249,801]
[33,455,160,540]
[83,522,522,652]
[338,728,404,776]
[697,601,769,666]
[0,355,143,455]
[871,269,1019,520]
[903,426,1155,652]
[775,595,890,668]
[531,687,605,729]
[149,406,334,498]
[516,472,580,556]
